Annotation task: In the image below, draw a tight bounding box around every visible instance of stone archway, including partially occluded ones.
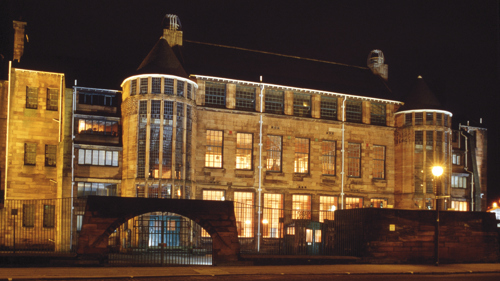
[77,196,240,264]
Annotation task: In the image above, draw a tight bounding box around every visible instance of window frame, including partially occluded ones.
[205,130,223,168]
[321,140,336,175]
[266,135,282,172]
[78,148,119,167]
[46,88,59,111]
[373,145,385,179]
[234,191,254,238]
[26,86,38,109]
[45,144,57,167]
[292,194,311,220]
[43,204,56,228]
[370,102,386,126]
[345,99,362,123]
[345,197,363,209]
[347,142,361,177]
[293,92,311,117]
[294,138,310,174]
[23,204,35,227]
[263,193,283,238]
[319,195,338,222]
[235,85,256,111]
[205,82,226,107]
[320,95,337,120]
[236,133,253,170]
[24,143,37,165]
[265,89,284,114]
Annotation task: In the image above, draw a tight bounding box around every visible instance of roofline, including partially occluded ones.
[395,109,453,117]
[74,86,121,94]
[121,74,198,88]
[193,75,403,105]
[13,67,64,76]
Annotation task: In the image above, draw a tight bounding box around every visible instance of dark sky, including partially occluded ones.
[2,0,499,205]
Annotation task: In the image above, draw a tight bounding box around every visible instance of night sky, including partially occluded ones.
[2,0,499,205]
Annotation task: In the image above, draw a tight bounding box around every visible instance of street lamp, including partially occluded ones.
[432,165,443,266]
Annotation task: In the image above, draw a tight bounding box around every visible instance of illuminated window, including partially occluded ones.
[346,100,362,123]
[164,78,174,95]
[294,138,309,173]
[234,192,254,237]
[77,119,118,136]
[152,77,161,94]
[202,190,225,237]
[405,113,412,126]
[78,149,118,166]
[451,201,468,211]
[46,88,58,111]
[236,133,253,170]
[320,96,337,120]
[370,103,385,125]
[26,86,38,109]
[236,85,255,111]
[415,112,423,125]
[322,140,336,175]
[205,82,225,107]
[292,194,311,220]
[177,80,185,97]
[45,145,57,167]
[205,130,223,168]
[347,143,361,177]
[130,79,137,95]
[23,204,35,227]
[149,100,161,178]
[266,135,282,172]
[137,101,147,178]
[345,197,363,209]
[373,145,385,179]
[293,93,311,117]
[452,153,461,165]
[77,182,117,197]
[426,112,434,125]
[140,78,148,94]
[263,194,283,238]
[370,198,388,208]
[265,89,284,114]
[451,175,467,188]
[319,196,337,222]
[162,101,173,179]
[24,143,36,165]
[315,229,322,243]
[43,205,55,228]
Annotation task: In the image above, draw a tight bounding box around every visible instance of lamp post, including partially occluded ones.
[432,165,443,266]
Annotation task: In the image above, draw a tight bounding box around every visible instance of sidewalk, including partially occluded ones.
[1,263,500,280]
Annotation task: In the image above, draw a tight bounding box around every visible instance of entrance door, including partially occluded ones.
[306,221,322,255]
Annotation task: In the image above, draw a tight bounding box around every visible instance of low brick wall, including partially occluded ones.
[335,208,499,263]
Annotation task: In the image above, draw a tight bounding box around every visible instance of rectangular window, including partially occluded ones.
[164,78,174,95]
[77,148,119,166]
[77,182,117,197]
[294,138,309,173]
[43,205,55,228]
[444,115,449,127]
[263,194,283,238]
[452,153,460,165]
[205,130,223,168]
[236,133,253,170]
[235,85,255,111]
[370,198,388,208]
[187,83,193,99]
[130,79,137,95]
[234,192,254,238]
[405,113,412,126]
[25,143,36,165]
[45,144,57,167]
[23,204,35,227]
[347,143,361,177]
[265,89,284,114]
[293,93,311,117]
[426,112,434,125]
[370,103,386,126]
[26,86,38,109]
[205,82,225,107]
[177,80,185,97]
[202,190,225,237]
[292,194,311,220]
[46,88,59,111]
[345,197,363,209]
[415,112,423,125]
[451,201,468,211]
[152,77,161,94]
[451,175,467,188]
[140,78,148,94]
[320,96,337,120]
[77,119,118,136]
[319,196,338,222]
[346,100,362,123]
[436,113,443,126]
[322,140,336,175]
[373,145,385,179]
[266,135,282,172]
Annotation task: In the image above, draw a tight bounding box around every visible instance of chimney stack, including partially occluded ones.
[13,20,27,62]
[162,14,183,47]
[367,49,388,81]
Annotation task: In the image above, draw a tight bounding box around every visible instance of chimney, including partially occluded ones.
[162,14,183,47]
[13,20,27,62]
[367,49,388,80]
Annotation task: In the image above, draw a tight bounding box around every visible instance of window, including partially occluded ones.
[140,78,148,94]
[294,138,309,173]
[26,86,38,109]
[415,131,424,193]
[25,143,36,165]
[444,115,449,127]
[370,103,386,125]
[235,85,255,111]
[234,192,254,237]
[77,182,117,197]
[130,79,137,95]
[46,88,58,111]
[320,96,337,120]
[370,198,388,208]
[202,190,225,237]
[415,112,423,125]
[319,196,338,222]
[187,83,193,99]
[263,194,283,238]
[43,205,55,228]
[205,82,225,107]
[426,112,434,125]
[78,149,118,166]
[452,153,461,165]
[164,78,174,95]
[77,119,118,136]
[346,100,362,123]
[373,145,385,179]
[347,143,361,177]
[266,135,282,172]
[292,194,311,219]
[451,175,467,188]
[322,140,336,175]
[265,89,284,114]
[45,145,57,166]
[345,197,363,209]
[405,113,412,126]
[205,130,223,168]
[177,80,185,97]
[436,113,443,126]
[152,77,161,94]
[23,204,35,227]
[451,201,468,211]
[236,133,253,170]
[78,92,116,106]
[137,101,147,178]
[293,93,311,117]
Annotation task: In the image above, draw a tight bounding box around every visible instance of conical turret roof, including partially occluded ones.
[400,76,441,111]
[136,37,189,78]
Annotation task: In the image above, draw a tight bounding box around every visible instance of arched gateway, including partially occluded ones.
[77,196,240,264]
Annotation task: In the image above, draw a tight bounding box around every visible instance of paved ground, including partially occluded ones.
[1,263,500,280]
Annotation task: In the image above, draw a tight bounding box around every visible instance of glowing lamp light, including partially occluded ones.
[262,219,268,224]
[331,205,337,212]
[432,166,444,177]
[245,220,251,225]
[493,203,498,208]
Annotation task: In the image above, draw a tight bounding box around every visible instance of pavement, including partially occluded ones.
[1,263,500,280]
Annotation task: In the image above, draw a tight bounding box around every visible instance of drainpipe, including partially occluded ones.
[4,62,12,200]
[340,96,346,209]
[257,76,264,252]
[459,125,474,211]
[70,83,76,249]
